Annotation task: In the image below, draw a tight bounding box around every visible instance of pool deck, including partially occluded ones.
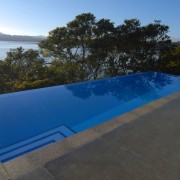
[1,91,180,180]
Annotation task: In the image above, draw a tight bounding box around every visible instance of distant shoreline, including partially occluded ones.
[0,40,38,44]
[0,32,45,43]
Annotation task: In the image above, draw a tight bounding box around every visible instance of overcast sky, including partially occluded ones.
[0,0,180,40]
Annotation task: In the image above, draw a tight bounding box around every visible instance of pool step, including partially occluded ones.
[0,125,75,162]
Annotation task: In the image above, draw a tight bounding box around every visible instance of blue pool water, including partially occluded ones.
[0,72,180,162]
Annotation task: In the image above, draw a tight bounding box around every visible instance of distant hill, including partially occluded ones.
[0,32,46,42]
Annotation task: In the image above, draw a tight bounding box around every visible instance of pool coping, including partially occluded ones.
[1,91,180,179]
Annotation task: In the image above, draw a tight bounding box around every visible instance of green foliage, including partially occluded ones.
[156,46,180,75]
[0,13,178,94]
[0,48,47,93]
[4,47,46,82]
[104,19,171,76]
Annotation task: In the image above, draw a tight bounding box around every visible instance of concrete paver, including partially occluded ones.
[15,167,55,180]
[44,97,180,180]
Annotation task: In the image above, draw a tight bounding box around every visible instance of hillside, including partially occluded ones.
[0,32,45,42]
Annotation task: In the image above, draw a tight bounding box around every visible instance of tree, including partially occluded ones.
[0,48,47,93]
[105,19,171,77]
[4,47,46,82]
[156,46,180,75]
[39,13,96,81]
[137,20,171,72]
[0,60,9,93]
[0,13,177,94]
[87,19,115,79]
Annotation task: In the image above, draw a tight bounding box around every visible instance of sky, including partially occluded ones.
[0,0,180,40]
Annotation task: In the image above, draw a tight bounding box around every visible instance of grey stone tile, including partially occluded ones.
[0,173,6,180]
[15,167,55,180]
[44,96,180,180]
[3,156,35,179]
[0,164,8,180]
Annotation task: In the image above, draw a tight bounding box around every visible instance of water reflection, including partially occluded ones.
[66,72,173,101]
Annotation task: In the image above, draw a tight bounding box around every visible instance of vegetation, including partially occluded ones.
[0,13,179,94]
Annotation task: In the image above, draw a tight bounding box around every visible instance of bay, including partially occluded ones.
[0,41,39,60]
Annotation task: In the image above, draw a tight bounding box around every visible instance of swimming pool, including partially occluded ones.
[0,72,180,162]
